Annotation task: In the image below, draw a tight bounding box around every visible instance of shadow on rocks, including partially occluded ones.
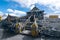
[1,30,17,39]
[22,36,35,40]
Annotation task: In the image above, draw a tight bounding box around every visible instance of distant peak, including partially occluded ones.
[30,6,40,12]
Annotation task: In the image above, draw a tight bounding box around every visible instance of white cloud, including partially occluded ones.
[7,9,14,13]
[0,9,26,20]
[7,9,26,17]
[12,0,37,8]
[9,0,60,13]
[0,11,4,16]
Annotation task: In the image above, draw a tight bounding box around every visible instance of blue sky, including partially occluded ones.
[0,0,60,19]
[0,0,54,13]
[0,0,29,12]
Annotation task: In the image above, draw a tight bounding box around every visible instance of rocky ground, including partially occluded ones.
[0,28,60,40]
